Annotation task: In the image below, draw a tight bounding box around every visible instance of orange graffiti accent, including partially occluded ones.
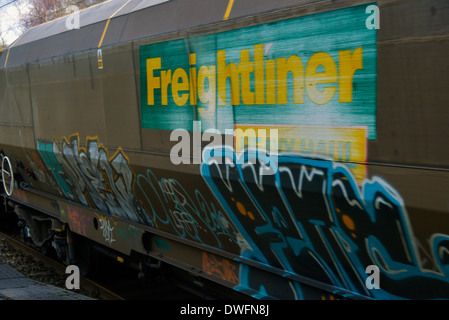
[235,201,255,220]
[236,202,245,214]
[202,251,239,285]
[67,206,91,236]
[341,214,357,238]
[342,214,355,230]
[321,295,336,300]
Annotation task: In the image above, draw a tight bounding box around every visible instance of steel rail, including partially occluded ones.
[0,231,125,300]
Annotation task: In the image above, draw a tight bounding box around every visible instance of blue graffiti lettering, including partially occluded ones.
[200,146,449,299]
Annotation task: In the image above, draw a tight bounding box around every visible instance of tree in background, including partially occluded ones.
[1,33,7,51]
[0,0,27,47]
[20,0,65,29]
[0,0,104,46]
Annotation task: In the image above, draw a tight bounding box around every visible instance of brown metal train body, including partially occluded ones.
[0,0,448,299]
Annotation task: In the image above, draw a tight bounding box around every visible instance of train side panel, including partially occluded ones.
[0,0,448,299]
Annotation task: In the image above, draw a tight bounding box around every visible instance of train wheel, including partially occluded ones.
[1,156,14,196]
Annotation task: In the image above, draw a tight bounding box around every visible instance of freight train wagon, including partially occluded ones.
[0,0,448,299]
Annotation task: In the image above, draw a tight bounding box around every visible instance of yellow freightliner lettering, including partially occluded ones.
[146,44,363,112]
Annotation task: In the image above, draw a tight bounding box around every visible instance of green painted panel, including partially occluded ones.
[140,4,377,139]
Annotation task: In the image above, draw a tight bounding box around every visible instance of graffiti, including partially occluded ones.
[37,141,75,201]
[24,151,62,194]
[136,169,243,251]
[200,146,449,299]
[202,251,239,285]
[32,134,449,299]
[67,206,90,236]
[37,134,150,225]
[98,216,116,245]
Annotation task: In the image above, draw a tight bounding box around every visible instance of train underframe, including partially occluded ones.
[0,180,360,300]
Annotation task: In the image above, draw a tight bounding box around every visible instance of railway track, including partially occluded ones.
[0,230,125,300]
[0,228,207,300]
